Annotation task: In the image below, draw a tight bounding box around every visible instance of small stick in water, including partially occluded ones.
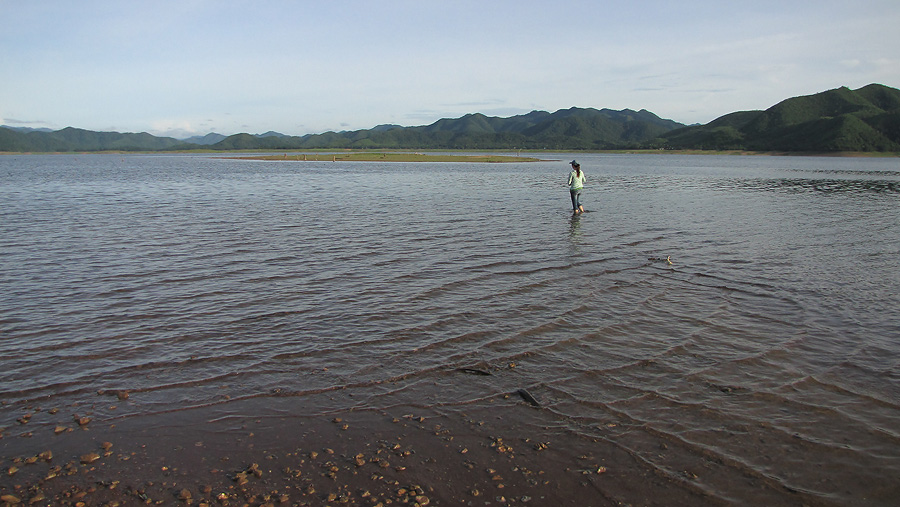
[516,388,540,407]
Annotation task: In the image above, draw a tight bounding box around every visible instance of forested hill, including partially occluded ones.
[659,84,900,152]
[2,84,898,152]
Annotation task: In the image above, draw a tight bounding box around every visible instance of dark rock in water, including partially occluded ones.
[516,389,540,407]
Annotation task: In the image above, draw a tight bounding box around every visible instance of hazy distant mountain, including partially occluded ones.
[659,84,900,151]
[1,125,54,133]
[180,131,283,145]
[2,84,898,152]
[182,133,227,145]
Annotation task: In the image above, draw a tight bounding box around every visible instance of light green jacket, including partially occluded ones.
[567,170,585,190]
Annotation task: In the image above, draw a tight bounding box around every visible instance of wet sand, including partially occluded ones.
[1,397,726,506]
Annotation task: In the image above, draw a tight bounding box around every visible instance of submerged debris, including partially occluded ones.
[457,367,492,376]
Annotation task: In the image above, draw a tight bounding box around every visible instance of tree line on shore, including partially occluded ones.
[2,84,898,153]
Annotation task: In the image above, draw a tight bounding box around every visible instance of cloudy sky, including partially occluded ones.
[2,0,899,138]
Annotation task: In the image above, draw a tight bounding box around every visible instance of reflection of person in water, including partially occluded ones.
[567,160,585,214]
[568,212,582,240]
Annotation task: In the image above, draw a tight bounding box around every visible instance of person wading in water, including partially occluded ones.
[567,160,586,214]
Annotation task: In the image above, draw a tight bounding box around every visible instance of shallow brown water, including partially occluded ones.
[1,153,898,505]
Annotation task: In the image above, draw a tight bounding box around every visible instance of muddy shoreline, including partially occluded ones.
[1,398,734,507]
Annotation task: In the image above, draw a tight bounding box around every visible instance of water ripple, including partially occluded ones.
[1,153,899,505]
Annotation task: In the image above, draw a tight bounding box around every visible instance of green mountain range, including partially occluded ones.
[205,107,684,151]
[659,84,900,152]
[2,84,898,153]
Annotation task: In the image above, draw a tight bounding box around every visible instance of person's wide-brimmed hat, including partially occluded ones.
[570,160,580,167]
